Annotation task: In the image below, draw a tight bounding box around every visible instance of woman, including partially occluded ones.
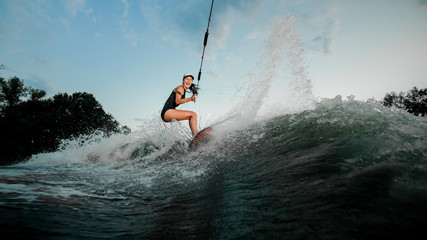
[161,73,198,137]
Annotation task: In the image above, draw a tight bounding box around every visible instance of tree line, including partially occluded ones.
[382,87,427,116]
[1,75,130,165]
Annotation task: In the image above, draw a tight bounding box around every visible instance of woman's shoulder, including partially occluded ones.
[174,85,185,94]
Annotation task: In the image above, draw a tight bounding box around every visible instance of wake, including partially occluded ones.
[22,14,315,166]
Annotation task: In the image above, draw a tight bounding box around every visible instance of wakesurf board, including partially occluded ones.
[189,126,213,149]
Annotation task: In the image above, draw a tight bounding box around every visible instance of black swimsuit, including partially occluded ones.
[161,89,186,122]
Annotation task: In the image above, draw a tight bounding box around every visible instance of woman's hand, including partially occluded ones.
[190,94,197,102]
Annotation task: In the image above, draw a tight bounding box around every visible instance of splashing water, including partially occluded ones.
[1,15,426,239]
[228,14,315,125]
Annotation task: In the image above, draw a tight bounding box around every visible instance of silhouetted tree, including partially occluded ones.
[382,87,427,116]
[0,75,130,165]
[28,87,47,101]
[0,76,26,108]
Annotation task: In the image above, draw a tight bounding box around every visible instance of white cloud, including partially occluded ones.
[212,20,231,50]
[124,31,138,47]
[121,0,130,18]
[223,52,242,64]
[311,19,340,54]
[118,0,141,47]
[139,0,161,29]
[64,0,87,18]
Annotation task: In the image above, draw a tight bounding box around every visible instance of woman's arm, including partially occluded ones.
[175,86,197,105]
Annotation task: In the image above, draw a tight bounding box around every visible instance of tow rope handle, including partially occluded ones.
[197,0,215,90]
[197,32,208,81]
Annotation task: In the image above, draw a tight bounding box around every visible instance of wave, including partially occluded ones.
[3,14,427,238]
[9,95,426,239]
[21,95,427,180]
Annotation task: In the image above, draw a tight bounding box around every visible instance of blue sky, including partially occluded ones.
[1,0,427,130]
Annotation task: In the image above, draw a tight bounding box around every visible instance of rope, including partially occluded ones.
[197,0,215,91]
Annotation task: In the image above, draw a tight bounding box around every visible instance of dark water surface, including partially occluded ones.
[1,99,426,239]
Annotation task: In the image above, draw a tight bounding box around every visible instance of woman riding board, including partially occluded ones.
[161,73,198,137]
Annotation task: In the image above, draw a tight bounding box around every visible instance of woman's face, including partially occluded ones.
[183,76,193,89]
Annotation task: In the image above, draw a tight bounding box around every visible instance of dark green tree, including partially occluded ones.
[28,87,47,101]
[1,75,130,165]
[382,87,427,116]
[51,92,122,138]
[0,76,26,109]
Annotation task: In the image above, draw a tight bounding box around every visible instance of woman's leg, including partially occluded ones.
[163,109,198,137]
